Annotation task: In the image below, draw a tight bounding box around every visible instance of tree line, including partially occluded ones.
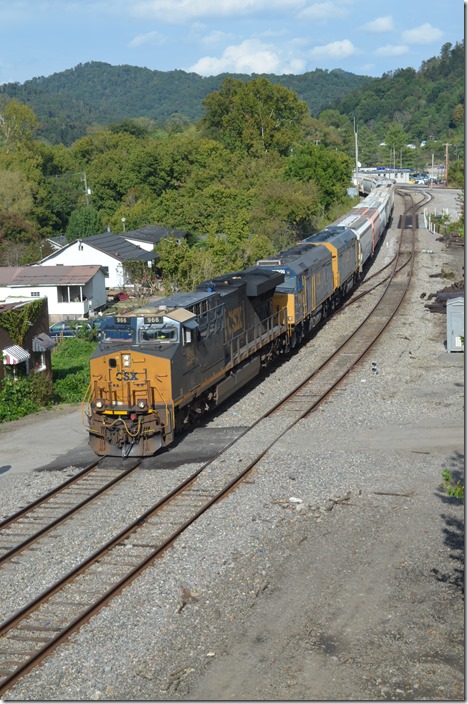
[0,42,464,292]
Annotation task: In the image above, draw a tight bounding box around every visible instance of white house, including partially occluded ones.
[0,265,107,321]
[36,227,187,290]
[122,225,190,252]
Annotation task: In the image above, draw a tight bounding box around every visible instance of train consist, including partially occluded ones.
[84,183,394,457]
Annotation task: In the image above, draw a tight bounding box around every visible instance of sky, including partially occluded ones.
[0,0,463,85]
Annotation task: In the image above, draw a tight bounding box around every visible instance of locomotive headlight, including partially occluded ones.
[122,354,131,367]
[95,399,105,412]
[137,399,147,409]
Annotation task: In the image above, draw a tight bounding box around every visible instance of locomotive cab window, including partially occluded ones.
[140,324,178,343]
[276,274,299,293]
[101,327,135,342]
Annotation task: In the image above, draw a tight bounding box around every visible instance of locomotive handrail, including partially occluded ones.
[81,382,93,425]
[152,385,174,434]
[227,307,287,367]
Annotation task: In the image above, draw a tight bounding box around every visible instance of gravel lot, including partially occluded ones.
[1,187,464,701]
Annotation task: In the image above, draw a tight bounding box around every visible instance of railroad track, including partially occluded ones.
[0,189,423,696]
[0,458,142,566]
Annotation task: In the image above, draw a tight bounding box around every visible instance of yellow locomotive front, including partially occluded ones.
[85,314,177,457]
[85,269,288,458]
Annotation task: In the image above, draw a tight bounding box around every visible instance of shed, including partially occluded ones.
[446,296,464,353]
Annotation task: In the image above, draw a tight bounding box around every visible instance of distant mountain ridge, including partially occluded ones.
[0,61,372,145]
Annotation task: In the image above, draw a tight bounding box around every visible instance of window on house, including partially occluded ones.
[32,351,46,372]
[30,292,40,297]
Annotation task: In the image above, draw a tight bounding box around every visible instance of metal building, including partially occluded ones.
[446,296,464,353]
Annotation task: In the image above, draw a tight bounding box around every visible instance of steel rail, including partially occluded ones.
[0,188,424,696]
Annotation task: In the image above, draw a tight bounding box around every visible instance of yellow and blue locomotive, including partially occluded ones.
[85,184,394,457]
[85,267,287,456]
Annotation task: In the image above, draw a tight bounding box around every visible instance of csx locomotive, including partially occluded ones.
[84,184,394,457]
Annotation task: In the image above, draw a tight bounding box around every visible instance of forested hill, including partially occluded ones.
[333,40,464,146]
[0,62,372,145]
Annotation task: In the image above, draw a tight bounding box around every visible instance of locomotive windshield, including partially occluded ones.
[275,274,298,293]
[100,326,135,342]
[139,324,178,343]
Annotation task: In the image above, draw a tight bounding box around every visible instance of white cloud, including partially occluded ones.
[200,29,234,46]
[129,31,166,48]
[298,1,347,22]
[402,23,444,45]
[374,44,408,57]
[361,15,394,33]
[132,0,305,22]
[308,39,358,60]
[187,38,305,75]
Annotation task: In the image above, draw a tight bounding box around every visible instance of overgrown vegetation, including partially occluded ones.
[441,470,464,502]
[0,376,44,421]
[0,337,95,422]
[51,337,96,403]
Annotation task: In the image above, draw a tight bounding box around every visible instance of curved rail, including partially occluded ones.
[0,189,424,696]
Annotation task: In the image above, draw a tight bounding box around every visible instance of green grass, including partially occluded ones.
[51,337,97,403]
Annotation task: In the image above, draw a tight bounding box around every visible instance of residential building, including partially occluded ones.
[0,265,107,322]
[36,226,188,290]
[0,298,56,381]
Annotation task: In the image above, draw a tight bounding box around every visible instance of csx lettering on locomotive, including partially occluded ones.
[226,306,244,337]
[115,370,139,381]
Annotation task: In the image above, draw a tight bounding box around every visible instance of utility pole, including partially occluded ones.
[82,171,91,206]
[445,143,450,187]
[353,117,359,187]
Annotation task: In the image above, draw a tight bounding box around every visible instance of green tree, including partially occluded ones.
[384,123,409,166]
[202,77,309,156]
[155,235,192,289]
[109,119,149,138]
[0,99,39,152]
[65,206,103,241]
[250,179,321,246]
[285,143,352,212]
[0,168,34,215]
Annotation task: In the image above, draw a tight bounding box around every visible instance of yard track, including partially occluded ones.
[0,189,426,696]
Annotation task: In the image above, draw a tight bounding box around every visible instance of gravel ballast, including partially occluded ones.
[1,187,464,701]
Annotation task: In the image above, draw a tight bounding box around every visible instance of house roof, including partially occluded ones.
[38,226,184,265]
[0,299,36,313]
[46,235,68,249]
[123,225,189,245]
[0,265,103,287]
[0,268,23,286]
[76,232,155,261]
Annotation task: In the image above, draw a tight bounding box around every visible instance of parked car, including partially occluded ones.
[49,321,94,338]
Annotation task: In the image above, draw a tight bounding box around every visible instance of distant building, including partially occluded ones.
[354,168,411,188]
[0,265,107,322]
[37,226,190,289]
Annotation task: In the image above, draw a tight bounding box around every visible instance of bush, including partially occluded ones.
[0,377,40,421]
[53,369,91,403]
[29,370,55,407]
[441,470,464,502]
[0,338,95,423]
[51,337,96,403]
